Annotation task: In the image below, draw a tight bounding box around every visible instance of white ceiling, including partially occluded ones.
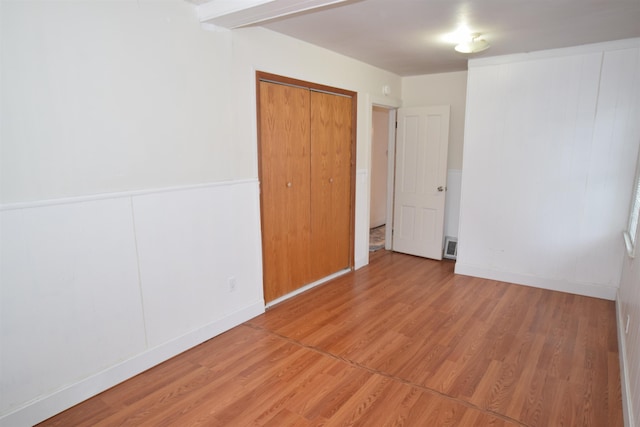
[247,0,640,76]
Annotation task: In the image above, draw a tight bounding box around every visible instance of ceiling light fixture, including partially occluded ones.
[454,33,490,54]
[440,24,472,44]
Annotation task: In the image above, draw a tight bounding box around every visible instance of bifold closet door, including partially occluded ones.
[309,91,352,281]
[259,81,311,302]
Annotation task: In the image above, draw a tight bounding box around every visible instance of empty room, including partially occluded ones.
[2,1,640,426]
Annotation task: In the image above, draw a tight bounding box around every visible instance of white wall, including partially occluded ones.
[0,1,402,425]
[617,45,640,427]
[370,107,389,228]
[401,71,468,239]
[402,71,467,171]
[619,237,640,427]
[457,39,640,301]
[1,1,237,203]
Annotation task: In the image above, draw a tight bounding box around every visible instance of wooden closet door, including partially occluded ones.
[310,91,352,281]
[258,81,311,302]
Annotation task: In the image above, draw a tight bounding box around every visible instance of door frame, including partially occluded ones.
[255,71,358,283]
[368,95,401,263]
[384,108,397,250]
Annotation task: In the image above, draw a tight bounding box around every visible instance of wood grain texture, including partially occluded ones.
[257,77,355,303]
[258,81,312,302]
[309,90,352,282]
[38,250,622,426]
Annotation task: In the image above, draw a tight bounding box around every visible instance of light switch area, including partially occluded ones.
[228,277,237,293]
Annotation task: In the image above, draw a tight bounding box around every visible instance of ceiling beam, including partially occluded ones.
[192,0,349,29]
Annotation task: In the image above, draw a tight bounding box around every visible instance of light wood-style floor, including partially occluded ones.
[39,250,622,426]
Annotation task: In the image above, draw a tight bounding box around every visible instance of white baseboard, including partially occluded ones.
[0,302,264,427]
[454,263,618,300]
[616,297,635,427]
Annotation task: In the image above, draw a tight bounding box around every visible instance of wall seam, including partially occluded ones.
[129,196,149,349]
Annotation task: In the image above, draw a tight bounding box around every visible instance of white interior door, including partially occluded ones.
[392,106,450,259]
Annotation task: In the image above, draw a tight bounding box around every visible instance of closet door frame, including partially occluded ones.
[255,71,357,290]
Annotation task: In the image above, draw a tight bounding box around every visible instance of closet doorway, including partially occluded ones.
[257,72,357,304]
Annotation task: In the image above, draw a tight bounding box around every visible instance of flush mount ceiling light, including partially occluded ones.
[454,33,490,54]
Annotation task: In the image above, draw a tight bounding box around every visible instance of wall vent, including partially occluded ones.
[443,236,457,260]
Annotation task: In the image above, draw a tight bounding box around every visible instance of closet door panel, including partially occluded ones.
[259,81,311,302]
[310,91,352,281]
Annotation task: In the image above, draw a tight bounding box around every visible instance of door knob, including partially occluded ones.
[287,182,292,188]
[437,186,444,192]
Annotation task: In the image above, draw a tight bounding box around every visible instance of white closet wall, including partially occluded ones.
[457,39,640,300]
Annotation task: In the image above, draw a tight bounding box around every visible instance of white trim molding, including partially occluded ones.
[196,0,350,28]
[0,179,259,212]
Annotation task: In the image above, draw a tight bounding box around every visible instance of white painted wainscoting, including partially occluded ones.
[0,180,265,427]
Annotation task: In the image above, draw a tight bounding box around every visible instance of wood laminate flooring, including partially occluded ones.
[38,250,622,426]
